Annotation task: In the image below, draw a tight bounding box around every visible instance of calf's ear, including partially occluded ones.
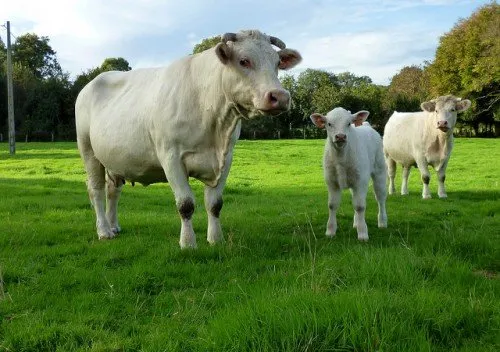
[310,113,326,128]
[455,99,471,112]
[215,43,232,64]
[278,49,302,70]
[421,101,436,112]
[352,110,369,125]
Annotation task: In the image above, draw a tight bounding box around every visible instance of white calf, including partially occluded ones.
[310,108,387,241]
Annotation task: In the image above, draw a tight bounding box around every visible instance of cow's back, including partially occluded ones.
[383,111,427,166]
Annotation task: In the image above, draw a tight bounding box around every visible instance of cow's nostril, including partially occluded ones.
[270,94,278,103]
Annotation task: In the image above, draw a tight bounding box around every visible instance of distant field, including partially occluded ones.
[0,139,499,351]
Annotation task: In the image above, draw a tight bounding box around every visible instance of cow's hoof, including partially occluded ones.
[378,222,387,228]
[358,235,369,242]
[111,226,121,234]
[179,241,197,250]
[325,231,336,238]
[422,195,432,199]
[438,194,447,199]
[98,230,116,240]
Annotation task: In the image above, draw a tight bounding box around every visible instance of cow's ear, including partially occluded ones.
[310,113,326,128]
[455,99,471,112]
[352,110,369,125]
[215,42,232,64]
[421,101,436,112]
[278,49,302,70]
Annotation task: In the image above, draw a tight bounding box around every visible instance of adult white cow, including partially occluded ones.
[75,30,302,248]
[383,95,471,199]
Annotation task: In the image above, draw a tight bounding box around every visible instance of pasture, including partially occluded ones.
[0,139,499,351]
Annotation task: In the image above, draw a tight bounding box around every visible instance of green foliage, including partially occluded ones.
[100,57,132,72]
[12,33,63,79]
[192,36,221,54]
[0,140,499,351]
[428,2,500,134]
[387,65,431,114]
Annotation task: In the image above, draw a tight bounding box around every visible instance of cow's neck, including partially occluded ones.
[189,52,243,187]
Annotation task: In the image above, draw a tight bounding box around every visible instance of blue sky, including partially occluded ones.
[1,0,492,85]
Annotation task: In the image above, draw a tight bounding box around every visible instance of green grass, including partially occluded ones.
[0,139,499,351]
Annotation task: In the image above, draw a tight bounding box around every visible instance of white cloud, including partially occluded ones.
[1,0,488,83]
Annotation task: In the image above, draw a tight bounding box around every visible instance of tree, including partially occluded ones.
[192,36,221,54]
[386,65,431,114]
[100,57,131,72]
[12,33,63,79]
[427,2,500,136]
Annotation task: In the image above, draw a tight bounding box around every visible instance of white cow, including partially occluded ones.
[383,95,471,199]
[310,108,387,241]
[75,30,302,248]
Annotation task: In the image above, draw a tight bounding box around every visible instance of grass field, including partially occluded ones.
[0,139,499,351]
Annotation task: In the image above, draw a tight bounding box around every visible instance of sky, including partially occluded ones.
[1,0,492,85]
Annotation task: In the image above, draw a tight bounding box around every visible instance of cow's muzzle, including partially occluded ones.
[259,89,290,115]
[437,120,450,132]
[333,134,347,148]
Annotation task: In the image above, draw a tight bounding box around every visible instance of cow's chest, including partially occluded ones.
[332,164,358,189]
[425,136,449,167]
[183,149,222,185]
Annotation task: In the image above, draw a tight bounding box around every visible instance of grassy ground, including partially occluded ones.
[0,139,498,351]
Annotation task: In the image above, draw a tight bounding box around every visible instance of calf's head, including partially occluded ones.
[421,95,471,133]
[215,30,302,118]
[310,108,370,149]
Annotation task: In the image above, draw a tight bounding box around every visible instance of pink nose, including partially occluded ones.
[437,120,448,128]
[263,89,290,111]
[335,134,346,142]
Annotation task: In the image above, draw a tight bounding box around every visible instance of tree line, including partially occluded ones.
[1,2,498,141]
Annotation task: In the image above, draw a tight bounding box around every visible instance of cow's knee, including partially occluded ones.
[439,174,445,183]
[210,198,223,218]
[178,198,195,220]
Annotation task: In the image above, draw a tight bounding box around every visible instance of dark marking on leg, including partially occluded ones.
[178,199,194,220]
[328,203,334,211]
[422,175,430,184]
[211,198,223,218]
[355,206,365,212]
[439,175,445,183]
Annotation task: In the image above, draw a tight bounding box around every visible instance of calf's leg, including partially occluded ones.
[326,185,342,237]
[436,161,449,198]
[351,184,369,241]
[372,171,388,228]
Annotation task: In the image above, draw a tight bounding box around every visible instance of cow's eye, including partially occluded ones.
[239,58,251,68]
[327,123,332,127]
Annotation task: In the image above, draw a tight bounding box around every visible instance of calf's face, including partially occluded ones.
[310,108,370,149]
[215,30,302,118]
[421,96,471,133]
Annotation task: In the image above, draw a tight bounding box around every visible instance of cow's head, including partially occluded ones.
[421,95,471,133]
[310,108,370,150]
[215,30,302,118]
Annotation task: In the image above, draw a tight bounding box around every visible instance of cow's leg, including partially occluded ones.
[436,161,449,198]
[79,145,115,240]
[386,156,396,195]
[351,184,368,241]
[401,166,411,195]
[106,173,124,234]
[326,185,341,237]
[204,154,233,245]
[416,160,432,199]
[372,172,388,228]
[162,160,197,249]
